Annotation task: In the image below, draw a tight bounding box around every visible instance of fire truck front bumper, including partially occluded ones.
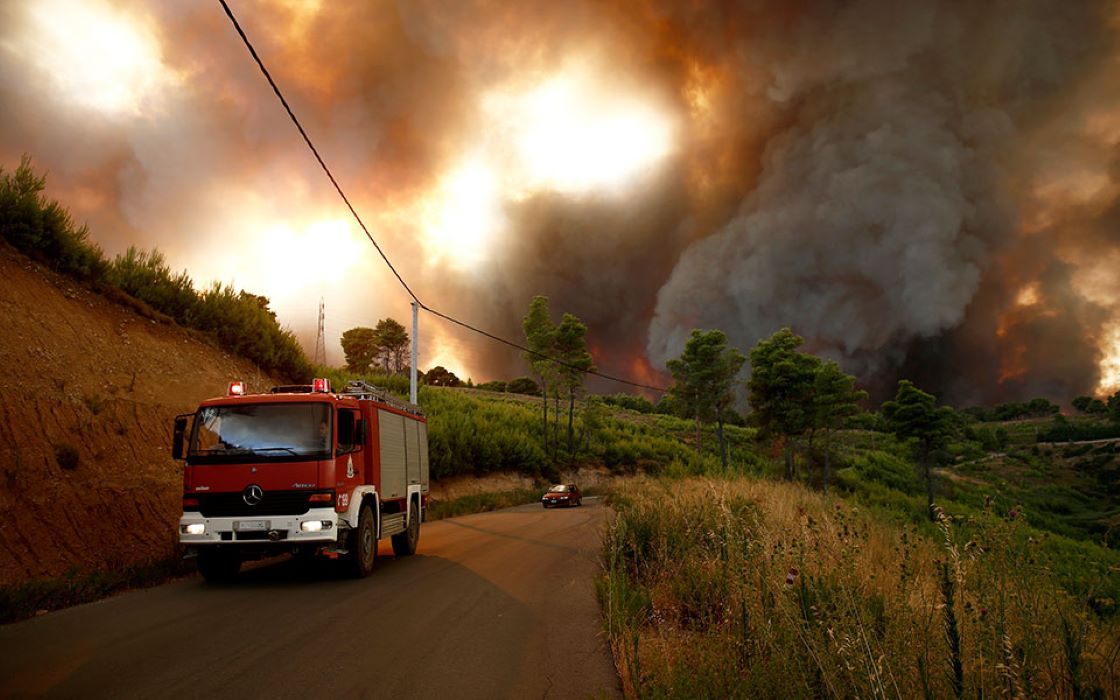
[179,507,340,547]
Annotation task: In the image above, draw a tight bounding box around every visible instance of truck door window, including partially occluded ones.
[337,408,360,454]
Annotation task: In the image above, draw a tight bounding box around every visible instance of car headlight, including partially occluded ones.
[182,523,205,535]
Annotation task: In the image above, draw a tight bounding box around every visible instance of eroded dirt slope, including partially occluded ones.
[0,243,280,585]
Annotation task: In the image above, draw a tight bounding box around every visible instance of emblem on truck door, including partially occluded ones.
[243,484,264,506]
[347,455,355,479]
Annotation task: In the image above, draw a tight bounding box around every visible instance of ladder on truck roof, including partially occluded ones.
[341,380,424,417]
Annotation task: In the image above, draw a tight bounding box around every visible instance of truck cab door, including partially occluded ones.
[334,408,361,509]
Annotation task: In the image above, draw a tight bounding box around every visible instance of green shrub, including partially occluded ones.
[845,450,917,493]
[1039,416,1120,442]
[0,156,106,281]
[105,247,197,323]
[425,488,542,520]
[1,156,314,381]
[600,393,657,414]
[191,283,311,380]
[505,376,539,396]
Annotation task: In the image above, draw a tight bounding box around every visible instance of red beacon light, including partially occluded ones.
[228,380,246,396]
[312,378,331,393]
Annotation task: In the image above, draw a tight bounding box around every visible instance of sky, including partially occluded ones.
[1,0,1119,404]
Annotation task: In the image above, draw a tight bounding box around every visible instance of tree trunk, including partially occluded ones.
[922,447,935,521]
[784,443,793,481]
[567,391,575,457]
[806,431,816,487]
[716,412,728,471]
[823,429,831,494]
[695,412,703,456]
[553,390,560,447]
[540,380,549,456]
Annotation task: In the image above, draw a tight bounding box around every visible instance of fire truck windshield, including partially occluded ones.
[188,402,332,463]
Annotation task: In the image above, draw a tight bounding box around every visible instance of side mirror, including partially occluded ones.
[172,415,190,460]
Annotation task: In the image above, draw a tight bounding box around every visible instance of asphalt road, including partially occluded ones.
[0,499,621,699]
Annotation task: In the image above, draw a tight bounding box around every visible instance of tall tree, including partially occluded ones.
[554,313,595,456]
[748,328,821,480]
[340,327,378,373]
[667,329,746,470]
[811,361,867,493]
[373,318,409,374]
[523,296,557,455]
[424,365,461,387]
[881,380,958,521]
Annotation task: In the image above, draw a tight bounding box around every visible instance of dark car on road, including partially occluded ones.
[541,483,582,508]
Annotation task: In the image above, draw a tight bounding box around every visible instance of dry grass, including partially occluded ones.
[600,476,1120,698]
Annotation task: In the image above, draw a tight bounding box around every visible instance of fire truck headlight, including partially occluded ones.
[182,523,206,535]
[301,520,323,533]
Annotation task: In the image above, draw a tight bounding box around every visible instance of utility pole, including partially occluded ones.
[410,301,419,405]
[313,297,326,366]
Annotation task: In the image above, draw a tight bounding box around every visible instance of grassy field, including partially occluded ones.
[600,476,1120,699]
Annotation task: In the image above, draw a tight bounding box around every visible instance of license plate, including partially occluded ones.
[234,520,269,532]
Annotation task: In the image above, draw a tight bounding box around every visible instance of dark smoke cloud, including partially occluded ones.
[646,0,1120,403]
[2,0,1118,401]
[420,164,695,387]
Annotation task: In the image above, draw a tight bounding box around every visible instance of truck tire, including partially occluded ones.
[347,502,377,578]
[197,549,240,583]
[392,502,420,557]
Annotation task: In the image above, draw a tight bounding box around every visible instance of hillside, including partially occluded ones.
[3,232,1117,625]
[0,242,279,585]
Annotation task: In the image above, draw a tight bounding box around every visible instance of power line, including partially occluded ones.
[217,0,667,394]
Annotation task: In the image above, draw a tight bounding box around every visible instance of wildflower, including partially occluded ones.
[785,567,799,587]
[1009,507,1020,520]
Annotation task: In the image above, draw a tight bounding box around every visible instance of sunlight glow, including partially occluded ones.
[422,337,468,381]
[12,0,173,116]
[257,219,364,288]
[484,69,676,195]
[1098,321,1120,395]
[416,64,676,269]
[420,156,502,268]
[1015,283,1040,307]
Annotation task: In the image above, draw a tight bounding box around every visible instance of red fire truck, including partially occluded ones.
[173,379,429,582]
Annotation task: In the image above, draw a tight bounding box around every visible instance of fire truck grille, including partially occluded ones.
[197,491,312,518]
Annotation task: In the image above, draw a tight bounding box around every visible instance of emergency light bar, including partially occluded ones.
[228,380,245,396]
[312,378,331,393]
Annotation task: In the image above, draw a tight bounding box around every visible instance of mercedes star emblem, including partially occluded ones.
[243,484,264,506]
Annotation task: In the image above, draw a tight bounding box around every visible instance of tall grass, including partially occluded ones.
[600,476,1120,698]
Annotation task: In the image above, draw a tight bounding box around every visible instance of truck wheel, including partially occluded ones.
[347,503,377,578]
[392,502,420,557]
[197,549,240,583]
